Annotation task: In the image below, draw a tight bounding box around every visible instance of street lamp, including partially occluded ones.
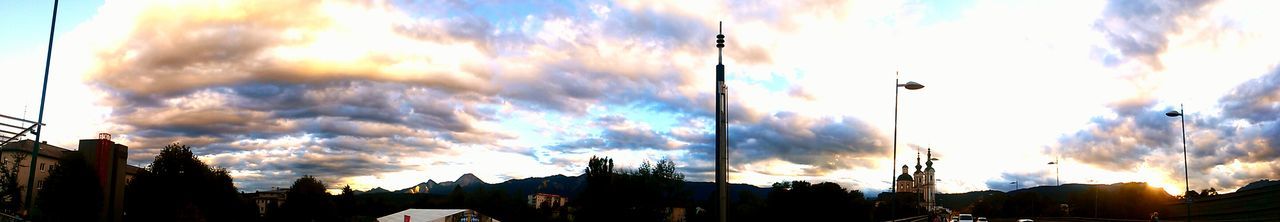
[891,73,923,220]
[1165,105,1191,222]
[1048,159,1060,186]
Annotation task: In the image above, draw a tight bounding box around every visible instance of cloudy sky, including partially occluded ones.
[2,0,1278,195]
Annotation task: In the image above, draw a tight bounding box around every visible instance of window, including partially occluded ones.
[39,163,45,172]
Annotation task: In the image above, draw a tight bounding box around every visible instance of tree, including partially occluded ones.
[0,153,27,213]
[577,156,619,221]
[577,157,691,222]
[766,181,873,222]
[125,143,255,222]
[336,185,356,221]
[34,153,102,221]
[279,175,337,222]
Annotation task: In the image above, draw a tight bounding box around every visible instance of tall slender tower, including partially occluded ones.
[714,21,729,222]
[924,148,936,209]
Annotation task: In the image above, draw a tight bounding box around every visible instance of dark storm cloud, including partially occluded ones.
[728,113,888,173]
[554,115,674,150]
[1094,0,1217,69]
[1220,68,1280,123]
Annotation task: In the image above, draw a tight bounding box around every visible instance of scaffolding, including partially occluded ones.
[0,113,43,147]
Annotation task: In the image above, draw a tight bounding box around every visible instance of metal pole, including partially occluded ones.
[715,22,728,222]
[1180,104,1190,222]
[891,74,900,220]
[25,0,58,217]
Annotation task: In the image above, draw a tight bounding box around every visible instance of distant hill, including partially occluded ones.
[363,187,390,194]
[686,181,772,202]
[439,173,485,188]
[366,173,769,202]
[1236,179,1280,192]
[1008,183,1094,202]
[935,182,1172,213]
[937,190,1003,210]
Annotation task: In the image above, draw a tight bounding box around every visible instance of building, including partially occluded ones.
[246,187,288,217]
[0,136,143,222]
[377,209,499,222]
[894,148,939,209]
[0,140,70,202]
[80,136,131,222]
[527,193,567,209]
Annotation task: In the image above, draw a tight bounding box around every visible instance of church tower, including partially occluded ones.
[913,152,923,193]
[895,165,914,193]
[922,148,937,209]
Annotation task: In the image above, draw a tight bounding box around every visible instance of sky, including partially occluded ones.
[1,0,1278,196]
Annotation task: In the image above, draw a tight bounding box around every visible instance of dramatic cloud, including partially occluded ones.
[1095,0,1218,69]
[1054,67,1280,192]
[72,0,898,191]
[44,0,1278,194]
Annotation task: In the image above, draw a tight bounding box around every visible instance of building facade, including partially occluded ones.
[246,187,288,217]
[0,137,142,222]
[0,140,69,203]
[527,193,567,209]
[893,148,938,209]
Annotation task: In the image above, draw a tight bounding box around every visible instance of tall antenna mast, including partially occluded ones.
[714,21,729,222]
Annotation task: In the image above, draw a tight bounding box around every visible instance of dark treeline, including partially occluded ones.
[717,181,882,222]
[24,142,1193,221]
[966,183,1177,220]
[577,156,690,222]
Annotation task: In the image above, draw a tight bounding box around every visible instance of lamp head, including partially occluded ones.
[902,81,925,90]
[1165,110,1183,117]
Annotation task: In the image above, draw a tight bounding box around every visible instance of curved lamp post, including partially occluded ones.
[1165,105,1191,222]
[890,74,923,220]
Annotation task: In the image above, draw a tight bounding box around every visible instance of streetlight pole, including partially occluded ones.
[891,73,923,220]
[1089,180,1098,218]
[1165,105,1191,222]
[1048,158,1060,186]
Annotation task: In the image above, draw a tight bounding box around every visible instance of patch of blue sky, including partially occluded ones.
[727,69,797,93]
[601,102,684,134]
[391,0,588,23]
[0,0,102,55]
[913,0,975,25]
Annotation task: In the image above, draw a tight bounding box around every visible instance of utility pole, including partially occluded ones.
[714,21,729,222]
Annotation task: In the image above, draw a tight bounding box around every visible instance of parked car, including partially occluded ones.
[958,214,975,222]
[951,216,959,222]
[976,217,988,222]
[1017,219,1034,222]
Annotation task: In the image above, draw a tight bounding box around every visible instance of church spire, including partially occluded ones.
[926,148,935,170]
[914,152,923,172]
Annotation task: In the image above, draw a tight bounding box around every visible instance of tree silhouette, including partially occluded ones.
[124,143,254,222]
[0,153,27,213]
[763,181,873,222]
[34,153,101,221]
[578,156,690,222]
[336,185,356,221]
[279,175,337,222]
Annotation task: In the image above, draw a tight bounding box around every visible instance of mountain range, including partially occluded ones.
[359,173,770,202]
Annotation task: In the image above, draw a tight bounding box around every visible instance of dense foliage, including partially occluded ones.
[578,156,691,222]
[0,153,27,214]
[124,143,256,222]
[34,153,102,221]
